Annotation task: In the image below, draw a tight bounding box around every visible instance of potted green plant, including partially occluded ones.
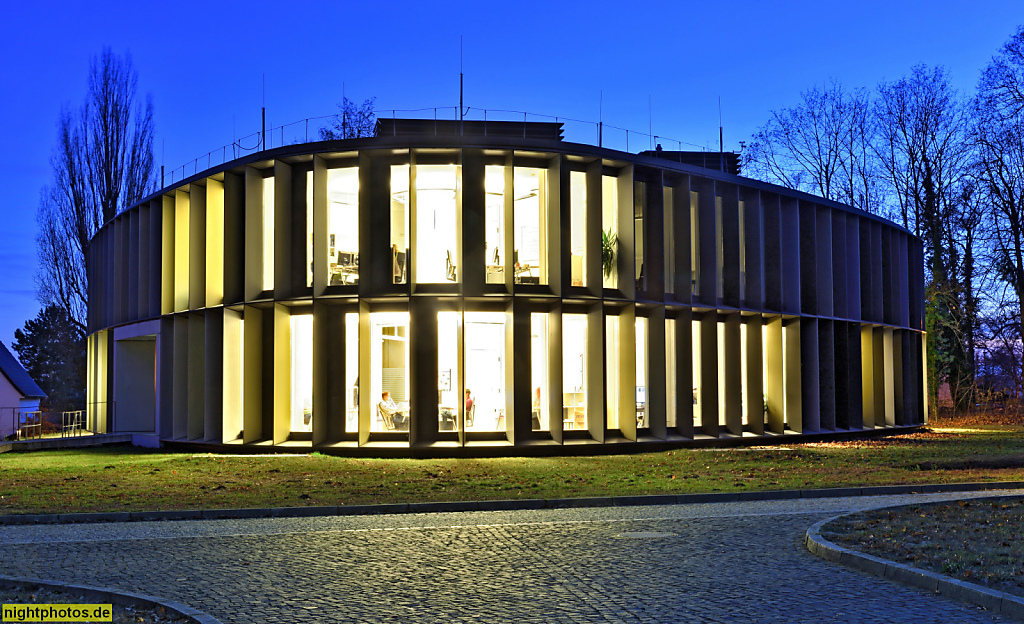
[601,229,618,278]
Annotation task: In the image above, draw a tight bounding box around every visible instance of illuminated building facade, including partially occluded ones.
[86,120,926,455]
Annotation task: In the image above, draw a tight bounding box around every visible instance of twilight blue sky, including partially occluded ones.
[0,0,1019,350]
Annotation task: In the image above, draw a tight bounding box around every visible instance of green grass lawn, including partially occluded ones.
[822,496,1024,598]
[0,422,1021,515]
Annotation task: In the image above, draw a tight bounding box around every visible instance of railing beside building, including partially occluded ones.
[161,106,718,189]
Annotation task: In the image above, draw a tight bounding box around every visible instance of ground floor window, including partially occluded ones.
[290,314,312,433]
[465,312,506,432]
[562,314,587,430]
[371,312,409,432]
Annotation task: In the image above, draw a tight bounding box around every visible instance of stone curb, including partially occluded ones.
[2,480,1023,526]
[0,574,223,624]
[805,511,1024,620]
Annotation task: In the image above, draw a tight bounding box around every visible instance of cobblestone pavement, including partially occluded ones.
[0,490,1021,623]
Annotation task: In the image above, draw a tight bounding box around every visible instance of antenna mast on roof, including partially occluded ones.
[718,96,724,172]
[599,90,603,147]
[459,36,464,137]
[262,74,266,152]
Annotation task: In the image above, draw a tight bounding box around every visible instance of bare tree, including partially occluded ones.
[37,48,155,333]
[875,65,976,413]
[319,97,377,140]
[977,26,1024,399]
[743,80,881,213]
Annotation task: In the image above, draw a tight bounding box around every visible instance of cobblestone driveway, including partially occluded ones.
[0,491,1019,623]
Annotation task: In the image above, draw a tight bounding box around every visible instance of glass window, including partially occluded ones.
[636,316,648,429]
[717,320,726,427]
[345,312,359,433]
[692,319,702,429]
[664,186,674,295]
[485,166,505,284]
[306,172,313,287]
[465,312,506,432]
[562,314,587,431]
[290,314,312,433]
[416,165,459,284]
[716,196,724,302]
[690,191,699,296]
[513,167,546,285]
[605,315,620,430]
[391,165,409,284]
[371,312,409,432]
[602,175,618,289]
[262,176,274,291]
[635,181,645,292]
[665,317,677,428]
[739,199,747,297]
[531,313,548,431]
[438,311,460,431]
[328,168,359,286]
[570,171,587,287]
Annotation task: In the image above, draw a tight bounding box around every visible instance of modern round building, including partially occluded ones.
[85,119,926,456]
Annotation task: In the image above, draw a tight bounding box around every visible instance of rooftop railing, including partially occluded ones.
[160,106,722,190]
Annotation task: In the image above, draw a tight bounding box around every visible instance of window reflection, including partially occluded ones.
[416,165,459,284]
[513,168,546,285]
[290,314,312,432]
[485,166,505,284]
[327,168,359,286]
[562,314,587,430]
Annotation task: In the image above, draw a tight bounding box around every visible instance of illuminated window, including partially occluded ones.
[531,313,548,431]
[262,176,274,291]
[465,312,506,432]
[636,316,648,429]
[602,175,618,289]
[416,165,459,284]
[570,171,587,287]
[327,168,359,286]
[391,165,409,284]
[371,312,409,433]
[485,166,505,284]
[513,167,546,285]
[562,314,587,430]
[605,315,620,430]
[290,314,312,433]
[665,317,677,428]
[438,311,460,431]
[345,312,359,433]
[692,319,702,429]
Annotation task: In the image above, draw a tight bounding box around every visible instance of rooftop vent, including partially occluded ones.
[375,118,564,141]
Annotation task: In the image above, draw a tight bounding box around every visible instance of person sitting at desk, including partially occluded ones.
[378,391,408,430]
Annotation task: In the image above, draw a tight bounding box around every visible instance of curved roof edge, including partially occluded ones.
[107,134,915,239]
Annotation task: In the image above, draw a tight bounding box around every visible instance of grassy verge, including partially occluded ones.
[821,496,1024,598]
[0,419,1022,516]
